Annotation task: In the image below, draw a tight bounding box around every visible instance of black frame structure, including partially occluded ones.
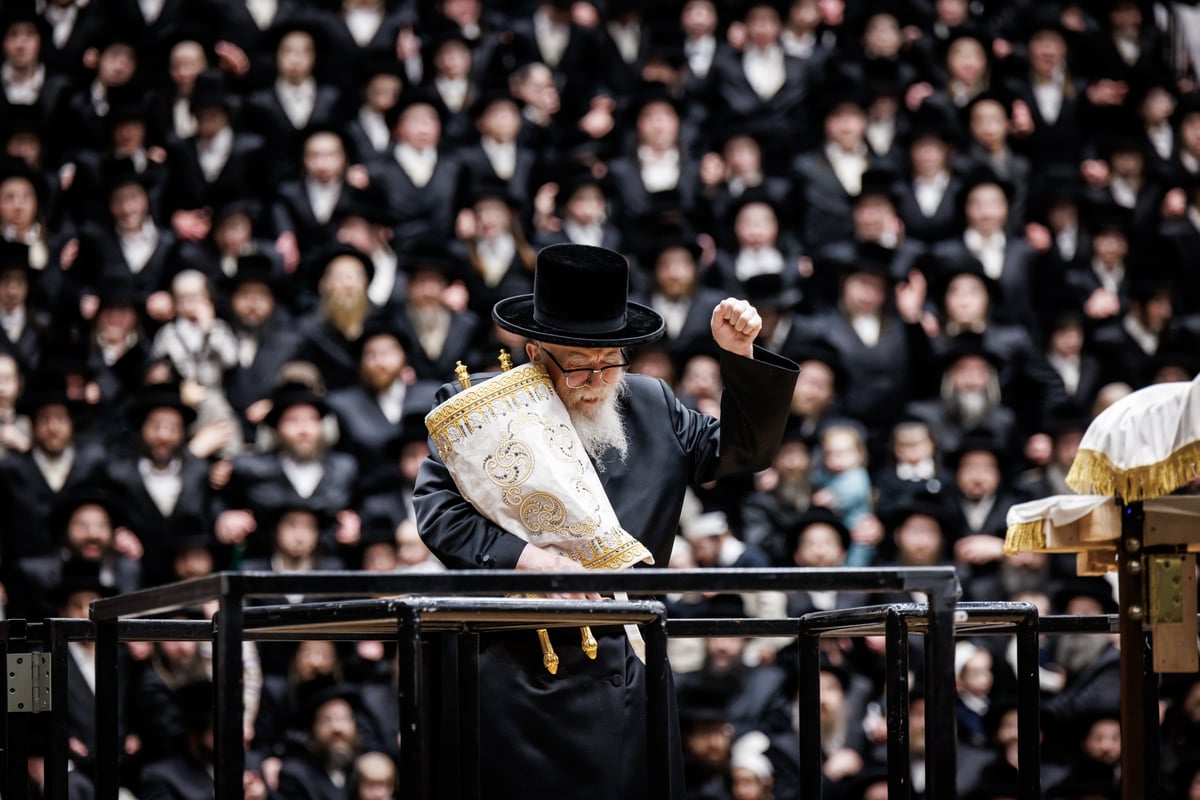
[81,568,963,799]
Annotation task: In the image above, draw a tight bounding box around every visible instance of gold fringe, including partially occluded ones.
[1066,440,1200,502]
[1004,520,1046,556]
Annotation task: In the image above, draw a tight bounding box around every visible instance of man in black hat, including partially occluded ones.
[6,483,141,619]
[0,5,70,126]
[270,126,353,271]
[223,254,304,439]
[297,243,379,388]
[414,243,798,800]
[215,382,359,558]
[710,1,808,139]
[0,376,105,563]
[0,240,47,375]
[104,383,214,586]
[278,679,368,800]
[334,184,404,309]
[605,85,701,227]
[631,226,725,361]
[326,316,437,475]
[904,333,1017,458]
[163,69,267,236]
[140,678,272,800]
[366,88,461,245]
[456,89,538,207]
[77,158,178,312]
[391,240,483,382]
[244,20,343,184]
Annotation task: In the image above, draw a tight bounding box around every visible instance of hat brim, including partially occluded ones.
[493,295,665,348]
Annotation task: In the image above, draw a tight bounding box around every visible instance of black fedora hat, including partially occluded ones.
[51,557,120,608]
[493,244,664,348]
[50,483,123,540]
[127,383,199,428]
[263,381,330,427]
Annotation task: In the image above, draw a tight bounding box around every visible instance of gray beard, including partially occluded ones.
[951,389,990,426]
[1056,633,1111,676]
[566,381,629,469]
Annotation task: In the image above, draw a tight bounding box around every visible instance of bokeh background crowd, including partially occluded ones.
[2,0,1200,797]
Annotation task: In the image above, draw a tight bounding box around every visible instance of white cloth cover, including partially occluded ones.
[1067,374,1200,501]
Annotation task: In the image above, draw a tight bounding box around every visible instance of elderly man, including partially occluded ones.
[413,243,798,800]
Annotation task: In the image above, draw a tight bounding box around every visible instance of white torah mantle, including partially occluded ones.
[424,363,654,570]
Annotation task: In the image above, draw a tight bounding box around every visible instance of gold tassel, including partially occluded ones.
[1067,441,1200,502]
[537,629,559,675]
[1003,521,1046,556]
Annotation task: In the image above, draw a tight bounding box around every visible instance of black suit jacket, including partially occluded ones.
[368,153,461,245]
[0,443,108,563]
[104,451,214,586]
[709,45,808,139]
[244,84,344,181]
[218,450,358,556]
[630,287,726,361]
[201,0,312,89]
[7,553,141,620]
[892,174,965,244]
[393,306,484,384]
[77,222,179,300]
[326,380,439,474]
[269,179,348,256]
[224,315,305,430]
[931,238,1038,333]
[790,150,883,252]
[278,751,350,800]
[454,142,540,215]
[164,132,269,214]
[139,752,216,800]
[605,151,702,228]
[413,347,797,800]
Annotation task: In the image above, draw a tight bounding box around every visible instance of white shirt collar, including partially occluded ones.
[279,454,324,498]
[607,20,640,64]
[376,380,405,424]
[434,75,469,112]
[197,126,234,181]
[0,306,26,341]
[245,0,277,30]
[742,43,786,100]
[637,145,680,192]
[275,78,316,128]
[1,63,45,105]
[1123,312,1158,355]
[358,107,390,152]
[394,143,437,187]
[562,219,603,247]
[345,6,384,47]
[305,177,342,224]
[824,142,867,195]
[964,228,1006,279]
[480,136,516,180]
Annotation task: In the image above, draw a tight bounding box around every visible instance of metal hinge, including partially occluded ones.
[7,653,51,713]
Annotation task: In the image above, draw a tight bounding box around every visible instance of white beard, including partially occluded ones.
[565,379,629,468]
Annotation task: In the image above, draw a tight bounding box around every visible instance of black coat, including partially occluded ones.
[0,443,108,564]
[7,553,141,620]
[244,84,344,181]
[393,306,484,384]
[104,451,214,586]
[217,450,358,556]
[368,153,461,245]
[709,45,809,139]
[139,752,216,800]
[413,347,798,800]
[277,751,351,800]
[269,178,349,256]
[164,132,269,214]
[326,380,439,474]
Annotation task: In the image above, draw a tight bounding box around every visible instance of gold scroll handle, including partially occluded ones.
[459,354,598,674]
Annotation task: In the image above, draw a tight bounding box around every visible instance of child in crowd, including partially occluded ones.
[152,270,241,453]
[351,752,398,800]
[812,423,876,567]
[0,353,29,456]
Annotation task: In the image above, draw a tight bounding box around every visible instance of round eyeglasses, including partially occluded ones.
[541,348,629,388]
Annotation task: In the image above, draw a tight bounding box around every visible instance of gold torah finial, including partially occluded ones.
[455,361,471,390]
[499,349,513,372]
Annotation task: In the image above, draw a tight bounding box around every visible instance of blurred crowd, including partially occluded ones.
[5,0,1200,797]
